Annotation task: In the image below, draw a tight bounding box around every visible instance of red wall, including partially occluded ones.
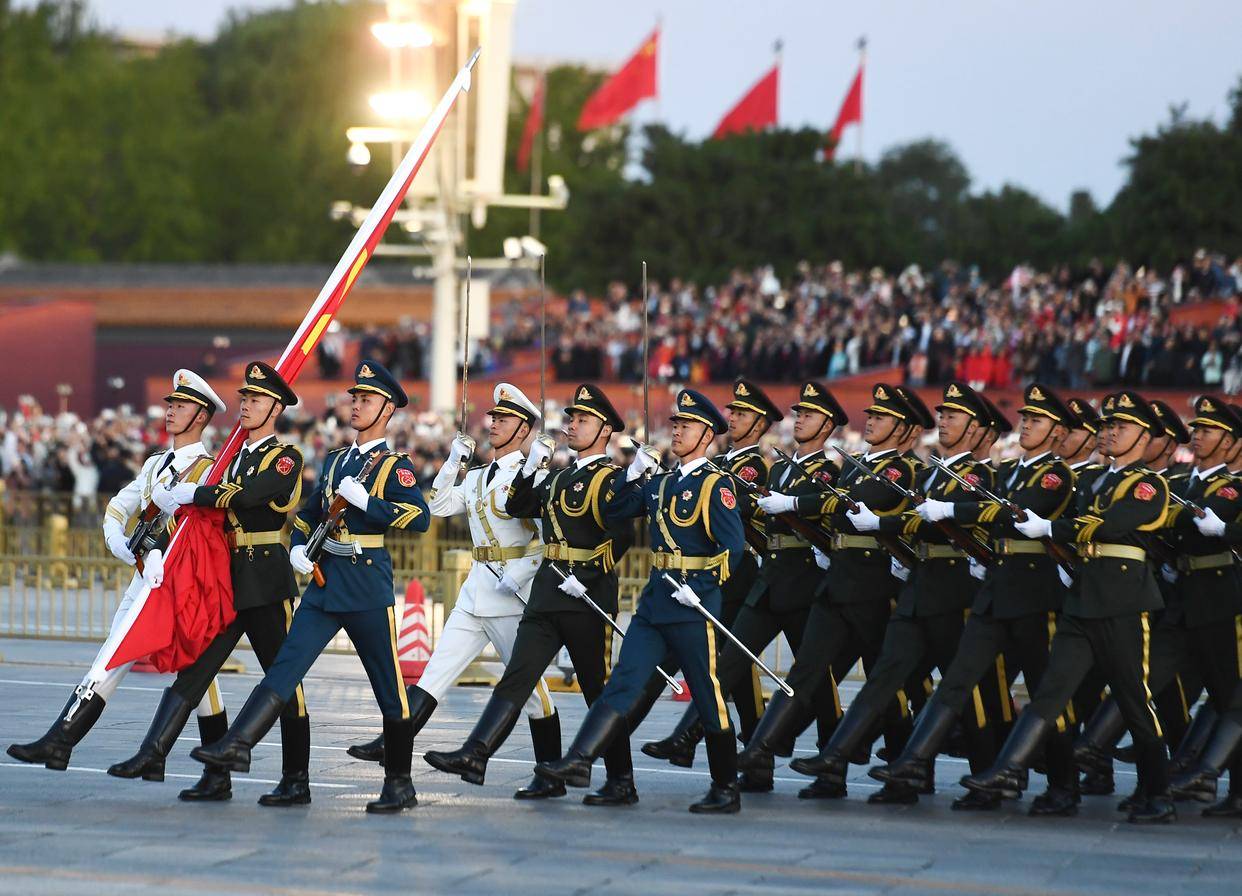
[0,301,97,415]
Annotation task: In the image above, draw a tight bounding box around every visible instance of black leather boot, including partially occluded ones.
[1201,793,1242,818]
[190,686,284,773]
[108,688,193,781]
[1073,699,1123,778]
[689,730,740,814]
[1080,769,1114,795]
[515,711,567,800]
[869,700,956,790]
[1030,729,1079,815]
[951,789,1002,811]
[640,710,703,768]
[789,704,871,784]
[583,774,639,806]
[737,766,774,793]
[959,711,1050,799]
[867,781,920,804]
[1116,784,1147,813]
[534,703,626,789]
[347,685,437,763]
[1127,793,1177,824]
[1168,703,1218,776]
[1028,786,1079,816]
[737,691,801,773]
[367,716,417,813]
[1169,717,1242,802]
[424,697,521,785]
[8,691,105,771]
[797,775,847,799]
[258,713,311,807]
[179,712,232,801]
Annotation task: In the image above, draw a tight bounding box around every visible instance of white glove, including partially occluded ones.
[847,502,880,532]
[969,557,986,580]
[496,572,521,595]
[522,434,555,477]
[813,547,830,570]
[142,549,165,589]
[103,519,137,566]
[337,476,369,510]
[918,499,955,522]
[151,482,193,515]
[890,556,911,581]
[672,582,702,607]
[757,492,798,515]
[290,544,315,576]
[1057,566,1073,588]
[1013,510,1051,539]
[627,445,661,482]
[1160,563,1179,585]
[448,433,475,466]
[1194,507,1226,537]
[557,573,589,600]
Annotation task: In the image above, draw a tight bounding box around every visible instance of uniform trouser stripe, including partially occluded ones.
[994,654,1012,724]
[206,680,223,716]
[603,622,614,679]
[535,678,553,717]
[282,600,308,718]
[970,684,986,729]
[704,622,730,731]
[1235,615,1242,679]
[386,606,411,719]
[1047,611,1071,733]
[750,666,766,719]
[1140,612,1161,738]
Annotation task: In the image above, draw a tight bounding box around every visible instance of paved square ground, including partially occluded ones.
[1,638,1239,895]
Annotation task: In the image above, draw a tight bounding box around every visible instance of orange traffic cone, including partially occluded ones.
[397,579,431,684]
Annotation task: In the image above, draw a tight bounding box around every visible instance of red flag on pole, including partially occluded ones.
[96,51,483,677]
[517,73,545,173]
[825,61,863,159]
[577,28,658,131]
[711,64,779,139]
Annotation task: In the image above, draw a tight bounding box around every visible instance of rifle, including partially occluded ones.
[926,455,1077,571]
[773,448,918,569]
[128,458,206,574]
[1168,490,1207,520]
[700,457,778,558]
[836,448,994,566]
[304,450,391,587]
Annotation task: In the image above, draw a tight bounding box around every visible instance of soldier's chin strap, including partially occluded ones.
[168,406,210,438]
[941,417,976,453]
[676,422,714,460]
[493,418,529,455]
[251,396,283,434]
[1111,426,1147,461]
[735,413,767,445]
[356,398,392,438]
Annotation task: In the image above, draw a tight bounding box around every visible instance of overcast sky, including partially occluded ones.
[55,1,1242,210]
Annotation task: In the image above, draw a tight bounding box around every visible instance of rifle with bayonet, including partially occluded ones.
[304,450,391,587]
[128,458,207,574]
[836,448,994,566]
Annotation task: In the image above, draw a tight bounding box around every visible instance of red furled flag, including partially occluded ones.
[712,64,779,139]
[517,73,545,173]
[577,28,658,131]
[825,62,863,159]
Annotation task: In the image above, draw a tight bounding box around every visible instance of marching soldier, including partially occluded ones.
[7,370,227,783]
[638,378,778,767]
[894,385,934,458]
[1063,398,1105,491]
[423,384,638,806]
[107,362,311,806]
[533,390,747,813]
[870,383,1080,814]
[742,383,920,797]
[790,381,996,804]
[344,383,560,800]
[190,360,431,813]
[963,390,1175,824]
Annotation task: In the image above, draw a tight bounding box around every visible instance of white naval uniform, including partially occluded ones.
[92,442,225,716]
[424,449,555,718]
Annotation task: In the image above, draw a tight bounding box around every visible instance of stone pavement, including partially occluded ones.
[1,637,1239,895]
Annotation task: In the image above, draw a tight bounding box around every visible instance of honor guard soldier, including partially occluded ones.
[638,378,780,768]
[872,383,1080,814]
[191,360,431,813]
[743,383,921,798]
[791,381,996,804]
[894,384,934,458]
[424,384,638,806]
[1078,396,1241,813]
[345,383,560,799]
[534,389,747,813]
[107,362,310,806]
[963,390,1175,824]
[1063,398,1104,495]
[7,370,227,777]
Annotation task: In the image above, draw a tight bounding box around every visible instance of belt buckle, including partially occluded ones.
[1081,543,1098,559]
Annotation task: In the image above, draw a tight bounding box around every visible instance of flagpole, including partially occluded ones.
[75,49,483,699]
[854,36,866,175]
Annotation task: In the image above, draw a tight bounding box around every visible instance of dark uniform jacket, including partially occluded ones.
[506,455,633,615]
[192,436,303,611]
[745,449,838,615]
[798,449,918,605]
[879,452,992,617]
[1050,462,1169,618]
[1162,465,1242,627]
[605,461,746,624]
[290,442,430,612]
[710,445,770,609]
[953,452,1076,618]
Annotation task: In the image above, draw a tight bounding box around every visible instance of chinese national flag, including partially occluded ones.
[517,73,545,173]
[825,62,864,159]
[577,29,658,131]
[712,64,779,139]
